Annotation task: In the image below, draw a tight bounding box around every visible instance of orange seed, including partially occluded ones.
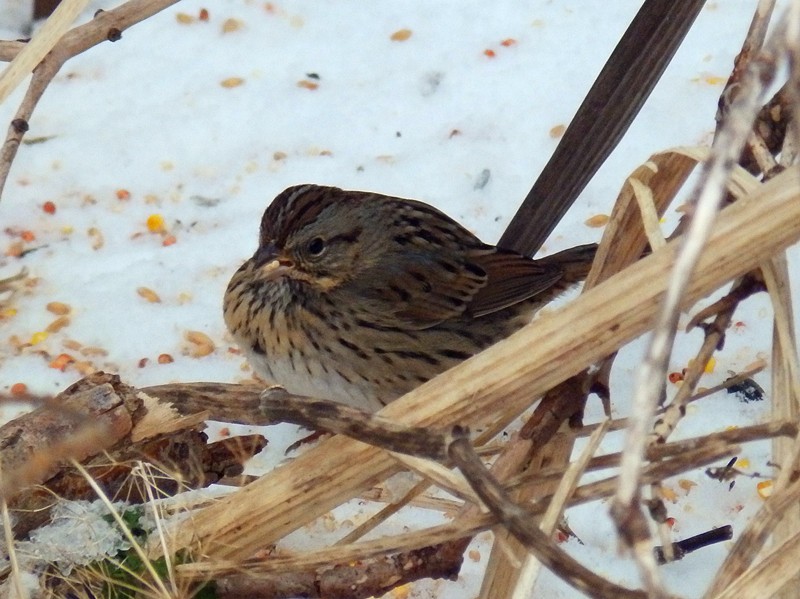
[49,353,74,371]
[390,29,412,42]
[137,287,162,303]
[46,301,71,315]
[46,315,70,333]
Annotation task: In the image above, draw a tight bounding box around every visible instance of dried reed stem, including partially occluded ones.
[611,11,784,592]
[510,420,610,599]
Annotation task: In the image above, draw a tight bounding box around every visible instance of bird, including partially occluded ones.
[224,184,596,411]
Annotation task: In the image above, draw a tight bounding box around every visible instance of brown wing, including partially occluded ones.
[339,195,587,329]
[341,196,497,330]
[466,250,563,318]
[352,251,489,329]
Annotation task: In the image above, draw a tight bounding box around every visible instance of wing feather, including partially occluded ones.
[467,251,562,317]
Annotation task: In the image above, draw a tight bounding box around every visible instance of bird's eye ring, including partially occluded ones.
[307,237,326,256]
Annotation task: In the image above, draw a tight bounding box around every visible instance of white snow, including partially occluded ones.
[0,1,797,597]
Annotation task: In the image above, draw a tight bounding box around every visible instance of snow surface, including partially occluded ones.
[0,1,798,597]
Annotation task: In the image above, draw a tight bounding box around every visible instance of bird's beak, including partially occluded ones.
[253,243,294,280]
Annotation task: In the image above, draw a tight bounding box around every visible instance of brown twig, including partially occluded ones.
[447,427,648,599]
[258,387,451,461]
[213,540,468,599]
[715,0,777,140]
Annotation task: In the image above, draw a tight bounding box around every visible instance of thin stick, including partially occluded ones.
[447,430,646,599]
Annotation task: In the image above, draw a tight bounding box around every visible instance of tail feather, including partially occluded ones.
[539,243,597,283]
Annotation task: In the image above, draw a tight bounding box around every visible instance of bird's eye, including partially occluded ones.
[307,237,326,256]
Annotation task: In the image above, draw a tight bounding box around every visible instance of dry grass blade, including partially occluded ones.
[178,517,494,579]
[511,419,610,599]
[70,459,174,598]
[448,431,645,599]
[705,476,800,597]
[763,252,800,598]
[2,497,26,599]
[712,531,800,599]
[162,161,800,564]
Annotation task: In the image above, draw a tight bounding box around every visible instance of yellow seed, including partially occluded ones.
[62,339,82,351]
[704,75,726,85]
[176,12,194,24]
[80,346,109,357]
[735,458,750,469]
[220,77,245,88]
[659,485,678,503]
[390,29,412,42]
[222,18,242,33]
[46,316,70,333]
[30,331,48,345]
[584,214,609,228]
[390,583,411,598]
[46,301,71,315]
[73,361,97,375]
[757,480,773,499]
[146,213,165,233]
[704,356,716,373]
[185,330,215,357]
[549,124,566,139]
[2,308,17,318]
[88,227,104,250]
[137,287,162,303]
